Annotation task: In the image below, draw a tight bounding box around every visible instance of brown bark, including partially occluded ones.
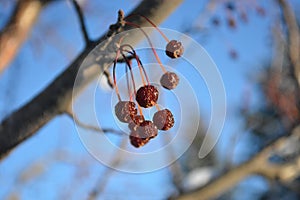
[175,126,300,200]
[0,0,184,160]
[0,0,50,73]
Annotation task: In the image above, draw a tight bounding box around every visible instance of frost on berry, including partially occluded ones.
[153,109,174,131]
[136,120,158,139]
[136,85,159,108]
[129,131,150,148]
[165,40,184,59]
[128,115,145,131]
[129,120,158,148]
[160,71,179,90]
[115,101,137,123]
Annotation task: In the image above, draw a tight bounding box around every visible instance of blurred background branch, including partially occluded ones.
[0,0,57,74]
[0,0,300,199]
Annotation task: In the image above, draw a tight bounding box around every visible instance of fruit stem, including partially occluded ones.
[124,55,143,116]
[113,50,122,101]
[155,103,161,111]
[121,52,137,96]
[125,14,170,43]
[124,21,167,73]
[112,35,128,101]
[120,44,150,85]
[125,62,133,101]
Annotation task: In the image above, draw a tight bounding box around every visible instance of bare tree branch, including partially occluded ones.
[88,138,127,200]
[0,0,55,73]
[0,0,184,160]
[277,0,300,87]
[65,111,123,135]
[70,0,90,45]
[175,126,300,200]
[103,69,114,89]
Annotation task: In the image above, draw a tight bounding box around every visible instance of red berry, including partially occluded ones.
[136,120,158,139]
[115,101,137,123]
[153,109,174,131]
[165,40,184,59]
[129,120,158,148]
[128,115,145,131]
[136,85,159,108]
[129,131,150,148]
[160,71,179,90]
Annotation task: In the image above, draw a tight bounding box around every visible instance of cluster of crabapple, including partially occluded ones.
[112,15,184,148]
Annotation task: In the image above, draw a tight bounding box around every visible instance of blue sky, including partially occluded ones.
[0,0,298,199]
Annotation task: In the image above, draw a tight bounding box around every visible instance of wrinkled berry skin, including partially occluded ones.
[129,120,158,148]
[153,109,174,130]
[136,85,159,108]
[129,131,150,148]
[165,40,184,59]
[160,72,179,90]
[137,120,158,139]
[115,101,137,123]
[128,115,145,131]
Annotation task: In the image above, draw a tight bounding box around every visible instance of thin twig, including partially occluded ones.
[71,0,90,44]
[88,138,127,200]
[65,110,124,136]
[163,134,185,196]
[103,69,114,89]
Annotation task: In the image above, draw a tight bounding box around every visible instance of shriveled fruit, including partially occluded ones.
[165,40,184,59]
[115,101,137,123]
[160,71,179,90]
[129,131,150,148]
[136,120,158,139]
[153,109,174,131]
[136,85,159,108]
[128,115,145,131]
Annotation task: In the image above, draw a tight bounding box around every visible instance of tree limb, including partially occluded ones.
[0,0,55,74]
[0,0,184,160]
[277,0,300,87]
[175,126,300,200]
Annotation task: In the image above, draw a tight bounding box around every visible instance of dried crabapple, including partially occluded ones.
[136,85,159,108]
[136,120,158,139]
[160,71,179,90]
[129,131,150,148]
[165,40,184,59]
[128,115,145,131]
[153,109,174,131]
[114,101,137,123]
